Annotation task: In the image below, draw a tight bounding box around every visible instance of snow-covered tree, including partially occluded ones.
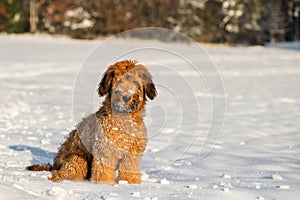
[172,0,207,41]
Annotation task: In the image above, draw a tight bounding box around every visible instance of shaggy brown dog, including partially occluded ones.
[27,60,157,184]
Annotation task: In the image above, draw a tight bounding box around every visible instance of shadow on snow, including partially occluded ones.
[9,145,55,165]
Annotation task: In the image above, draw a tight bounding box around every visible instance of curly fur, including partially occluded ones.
[27,60,157,184]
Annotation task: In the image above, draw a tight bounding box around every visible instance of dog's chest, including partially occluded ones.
[100,114,147,154]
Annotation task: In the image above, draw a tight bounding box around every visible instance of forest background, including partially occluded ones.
[0,0,299,44]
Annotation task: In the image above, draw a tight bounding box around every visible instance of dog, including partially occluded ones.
[27,60,157,184]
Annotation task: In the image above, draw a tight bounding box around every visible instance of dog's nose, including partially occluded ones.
[122,95,131,103]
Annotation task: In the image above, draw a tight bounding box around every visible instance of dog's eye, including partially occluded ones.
[122,95,131,103]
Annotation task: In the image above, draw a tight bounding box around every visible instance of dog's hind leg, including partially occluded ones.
[48,155,88,182]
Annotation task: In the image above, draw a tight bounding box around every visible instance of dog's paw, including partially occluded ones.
[118,171,141,184]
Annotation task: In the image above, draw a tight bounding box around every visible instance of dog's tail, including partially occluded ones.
[26,164,53,171]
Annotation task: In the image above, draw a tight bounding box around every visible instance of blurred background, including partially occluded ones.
[0,0,299,44]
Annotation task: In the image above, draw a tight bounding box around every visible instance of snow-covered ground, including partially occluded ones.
[0,34,300,199]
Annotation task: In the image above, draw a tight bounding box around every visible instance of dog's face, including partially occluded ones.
[98,60,157,114]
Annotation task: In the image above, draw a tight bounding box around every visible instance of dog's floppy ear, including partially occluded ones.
[141,68,157,100]
[145,81,157,100]
[98,68,115,97]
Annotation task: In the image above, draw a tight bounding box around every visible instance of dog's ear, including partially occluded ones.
[144,82,157,100]
[141,70,157,100]
[98,68,115,97]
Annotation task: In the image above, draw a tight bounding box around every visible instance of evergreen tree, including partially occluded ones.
[0,0,28,33]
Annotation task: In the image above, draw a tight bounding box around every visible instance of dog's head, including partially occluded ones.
[98,60,157,113]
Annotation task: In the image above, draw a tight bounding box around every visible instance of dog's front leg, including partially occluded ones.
[90,159,116,184]
[118,155,142,184]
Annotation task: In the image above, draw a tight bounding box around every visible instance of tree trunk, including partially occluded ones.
[30,0,37,33]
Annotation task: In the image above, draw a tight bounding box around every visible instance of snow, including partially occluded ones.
[0,34,300,199]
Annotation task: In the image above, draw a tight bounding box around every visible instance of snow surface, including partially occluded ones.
[0,35,300,199]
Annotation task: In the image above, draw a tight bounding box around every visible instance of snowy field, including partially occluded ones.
[0,34,300,199]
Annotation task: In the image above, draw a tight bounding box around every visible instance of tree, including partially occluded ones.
[0,0,28,33]
[29,0,46,33]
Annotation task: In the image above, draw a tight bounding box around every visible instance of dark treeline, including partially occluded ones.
[0,0,299,44]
